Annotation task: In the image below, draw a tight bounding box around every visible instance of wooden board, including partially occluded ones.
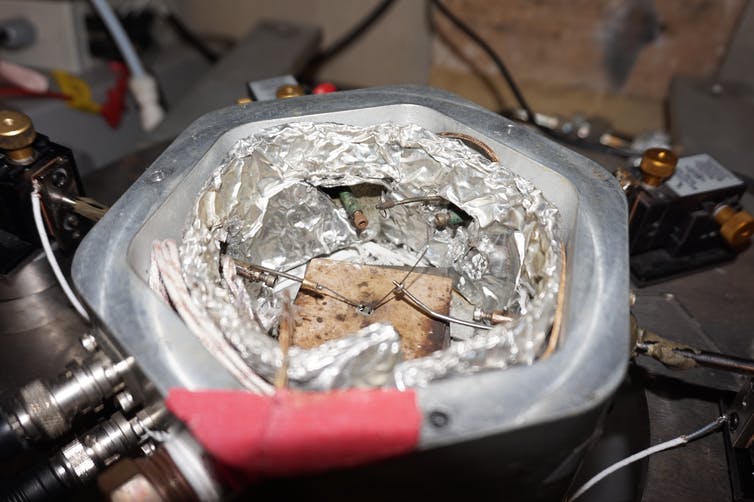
[432,0,746,101]
[292,259,452,359]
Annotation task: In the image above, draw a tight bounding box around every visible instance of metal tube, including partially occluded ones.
[675,349,754,375]
[392,281,491,331]
[235,260,367,311]
[635,343,754,375]
[375,195,443,210]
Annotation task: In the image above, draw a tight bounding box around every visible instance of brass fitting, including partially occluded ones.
[276,84,304,99]
[472,306,511,325]
[352,210,369,230]
[714,205,754,248]
[639,148,677,187]
[0,110,36,164]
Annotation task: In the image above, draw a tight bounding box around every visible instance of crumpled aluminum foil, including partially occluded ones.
[178,122,562,390]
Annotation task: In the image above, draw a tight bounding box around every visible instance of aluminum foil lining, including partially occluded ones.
[178,121,562,390]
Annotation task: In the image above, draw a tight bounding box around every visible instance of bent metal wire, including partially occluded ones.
[177,121,562,390]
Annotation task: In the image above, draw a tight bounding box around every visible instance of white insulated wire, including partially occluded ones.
[89,0,165,130]
[567,436,686,501]
[31,190,90,321]
[567,415,728,502]
[89,0,146,77]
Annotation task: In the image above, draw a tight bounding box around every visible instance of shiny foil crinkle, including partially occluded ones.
[178,122,562,390]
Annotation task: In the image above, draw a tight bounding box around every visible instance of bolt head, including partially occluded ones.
[276,84,304,99]
[721,210,754,248]
[640,148,677,186]
[428,410,449,428]
[80,333,98,352]
[0,110,35,150]
[51,168,69,188]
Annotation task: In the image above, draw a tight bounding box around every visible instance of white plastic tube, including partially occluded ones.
[31,190,90,321]
[89,0,164,130]
[89,0,145,77]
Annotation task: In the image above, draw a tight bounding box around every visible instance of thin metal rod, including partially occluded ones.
[635,343,754,376]
[391,280,491,331]
[677,348,754,375]
[375,195,444,210]
[234,260,367,311]
[372,247,428,311]
[237,262,302,284]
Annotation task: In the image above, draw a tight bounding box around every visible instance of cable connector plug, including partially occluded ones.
[129,74,164,131]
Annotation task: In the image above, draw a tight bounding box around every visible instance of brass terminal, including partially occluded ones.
[276,84,305,99]
[714,205,754,248]
[639,148,678,187]
[472,306,512,325]
[0,110,36,164]
[352,210,369,230]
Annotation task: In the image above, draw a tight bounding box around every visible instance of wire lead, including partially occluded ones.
[391,280,491,331]
[234,260,367,311]
[371,247,428,311]
[375,195,444,211]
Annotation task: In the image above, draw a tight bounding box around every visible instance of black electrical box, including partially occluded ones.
[625,153,750,285]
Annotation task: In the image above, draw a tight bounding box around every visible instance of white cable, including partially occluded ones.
[567,415,728,502]
[31,190,90,321]
[89,0,145,77]
[567,436,685,502]
[89,0,165,130]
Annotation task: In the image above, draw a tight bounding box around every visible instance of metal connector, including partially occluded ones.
[0,404,169,501]
[472,306,512,325]
[54,404,167,486]
[4,354,134,443]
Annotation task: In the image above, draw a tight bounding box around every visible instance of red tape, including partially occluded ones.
[166,388,421,478]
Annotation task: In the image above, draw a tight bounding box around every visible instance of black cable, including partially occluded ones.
[431,0,537,128]
[165,12,219,63]
[0,413,26,460]
[432,0,639,158]
[1,462,67,502]
[310,0,397,67]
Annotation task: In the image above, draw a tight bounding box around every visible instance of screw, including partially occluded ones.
[50,168,68,187]
[80,333,98,352]
[276,84,304,99]
[730,413,739,431]
[148,170,165,183]
[429,410,450,428]
[63,213,79,231]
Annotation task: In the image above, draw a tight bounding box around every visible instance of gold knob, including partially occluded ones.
[640,148,677,187]
[0,110,36,163]
[714,205,754,248]
[275,84,304,99]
